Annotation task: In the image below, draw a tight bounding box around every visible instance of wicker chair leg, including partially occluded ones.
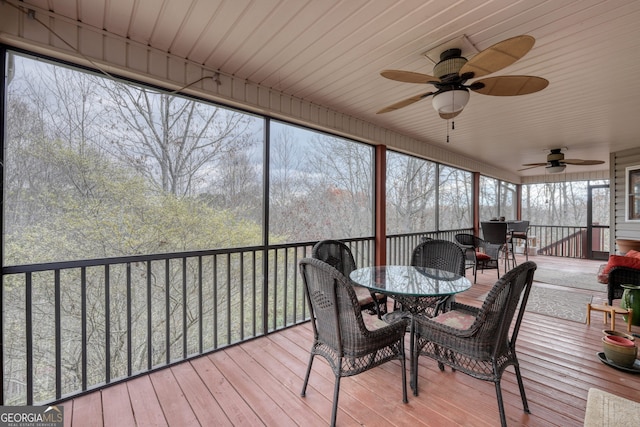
[330,368,342,427]
[412,341,419,396]
[400,343,408,404]
[514,364,530,413]
[494,381,508,427]
[301,353,315,397]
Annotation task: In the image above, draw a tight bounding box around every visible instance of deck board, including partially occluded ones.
[101,383,136,426]
[150,367,201,427]
[190,356,263,426]
[58,256,640,426]
[125,376,168,427]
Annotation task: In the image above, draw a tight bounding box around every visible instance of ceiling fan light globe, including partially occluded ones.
[432,89,470,114]
[546,164,566,173]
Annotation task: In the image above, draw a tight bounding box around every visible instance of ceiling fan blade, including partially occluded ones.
[459,35,535,78]
[376,92,435,114]
[563,159,605,165]
[471,75,549,96]
[518,164,545,171]
[439,110,463,120]
[579,160,605,165]
[380,70,439,84]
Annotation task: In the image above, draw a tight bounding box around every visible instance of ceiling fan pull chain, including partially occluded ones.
[446,120,450,143]
[446,120,456,143]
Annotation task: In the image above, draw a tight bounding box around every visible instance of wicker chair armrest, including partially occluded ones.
[457,246,477,263]
[448,301,481,316]
[608,266,640,285]
[456,241,474,250]
[483,242,501,259]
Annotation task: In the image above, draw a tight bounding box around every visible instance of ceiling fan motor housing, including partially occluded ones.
[547,149,565,162]
[434,48,467,81]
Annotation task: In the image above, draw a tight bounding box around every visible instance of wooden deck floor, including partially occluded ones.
[59,255,640,426]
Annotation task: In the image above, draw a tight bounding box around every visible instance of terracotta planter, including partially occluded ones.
[615,239,640,254]
[602,337,638,367]
[603,329,635,341]
[603,335,635,347]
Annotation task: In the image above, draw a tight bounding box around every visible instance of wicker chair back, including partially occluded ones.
[404,239,466,316]
[410,239,465,276]
[312,239,387,317]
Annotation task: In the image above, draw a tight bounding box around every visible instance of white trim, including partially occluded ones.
[625,165,640,222]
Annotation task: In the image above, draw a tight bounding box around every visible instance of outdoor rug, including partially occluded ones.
[525,286,592,323]
[532,267,604,292]
[584,388,640,427]
[477,285,592,323]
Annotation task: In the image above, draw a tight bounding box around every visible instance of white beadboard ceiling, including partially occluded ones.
[5,0,640,179]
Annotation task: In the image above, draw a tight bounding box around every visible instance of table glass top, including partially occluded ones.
[349,265,471,297]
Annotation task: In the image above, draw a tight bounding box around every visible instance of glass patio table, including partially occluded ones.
[349,265,471,395]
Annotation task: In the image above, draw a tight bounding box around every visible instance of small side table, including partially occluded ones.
[586,302,633,332]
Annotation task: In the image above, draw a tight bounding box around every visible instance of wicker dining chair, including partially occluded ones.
[454,233,500,283]
[299,257,408,427]
[481,221,516,273]
[402,239,466,317]
[312,239,387,318]
[413,261,537,427]
[507,220,530,261]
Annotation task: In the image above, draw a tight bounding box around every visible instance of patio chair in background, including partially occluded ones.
[299,257,408,427]
[413,261,537,427]
[481,221,516,273]
[508,220,531,261]
[312,239,387,318]
[454,233,500,283]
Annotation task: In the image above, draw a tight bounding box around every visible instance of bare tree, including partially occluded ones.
[269,127,309,237]
[304,134,374,238]
[203,148,263,223]
[97,81,255,196]
[439,166,472,229]
[387,153,437,233]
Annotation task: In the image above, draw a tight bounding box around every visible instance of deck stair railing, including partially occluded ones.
[532,226,587,258]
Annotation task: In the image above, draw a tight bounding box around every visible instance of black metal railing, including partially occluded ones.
[0,225,608,405]
[386,229,473,264]
[1,238,374,406]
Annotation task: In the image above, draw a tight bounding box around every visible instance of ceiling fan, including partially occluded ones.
[376,35,548,119]
[519,148,605,173]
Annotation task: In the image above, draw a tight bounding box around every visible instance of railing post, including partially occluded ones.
[375,144,386,266]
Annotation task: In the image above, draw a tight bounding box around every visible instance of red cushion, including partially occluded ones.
[602,254,640,275]
[475,251,491,261]
[626,249,640,260]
